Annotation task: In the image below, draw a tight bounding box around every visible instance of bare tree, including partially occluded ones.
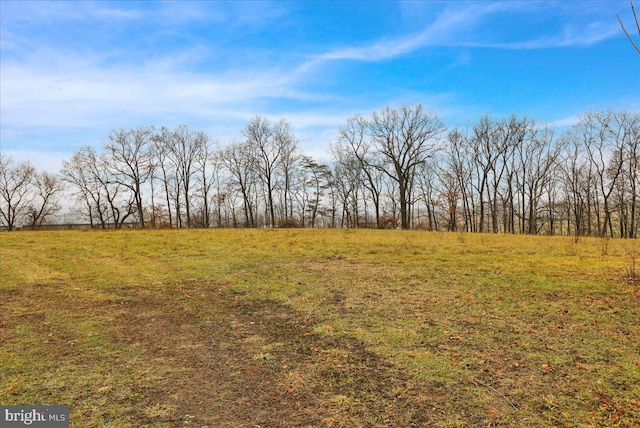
[61,147,134,228]
[243,117,295,227]
[336,115,385,228]
[580,111,624,237]
[152,127,175,227]
[559,133,594,239]
[164,125,206,228]
[446,128,477,232]
[469,117,496,233]
[415,159,441,230]
[300,156,332,228]
[218,140,258,227]
[276,122,300,222]
[244,117,276,226]
[0,155,36,230]
[330,141,366,228]
[194,134,215,228]
[211,160,227,227]
[518,125,561,234]
[0,156,63,231]
[61,147,105,228]
[608,110,640,237]
[105,127,154,228]
[369,104,446,229]
[436,167,460,232]
[25,171,63,230]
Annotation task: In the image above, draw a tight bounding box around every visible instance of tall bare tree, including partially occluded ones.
[329,145,363,228]
[194,134,215,228]
[0,155,36,230]
[105,127,154,228]
[62,146,134,228]
[414,159,442,230]
[300,156,332,228]
[218,140,258,227]
[580,111,624,237]
[25,171,63,230]
[61,147,104,228]
[446,128,477,232]
[518,125,561,234]
[608,110,640,237]
[164,125,207,228]
[335,115,385,228]
[369,104,445,229]
[152,127,175,227]
[436,167,460,231]
[243,117,296,227]
[276,122,300,222]
[244,117,277,226]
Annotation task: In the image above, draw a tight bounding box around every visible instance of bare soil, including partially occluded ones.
[105,282,447,427]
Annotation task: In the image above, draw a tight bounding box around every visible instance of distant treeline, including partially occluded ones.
[1,105,638,238]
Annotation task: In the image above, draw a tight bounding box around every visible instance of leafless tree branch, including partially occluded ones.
[618,0,640,54]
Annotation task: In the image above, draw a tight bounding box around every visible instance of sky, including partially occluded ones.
[1,0,639,172]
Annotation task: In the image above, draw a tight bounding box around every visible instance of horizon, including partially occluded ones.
[1,0,639,172]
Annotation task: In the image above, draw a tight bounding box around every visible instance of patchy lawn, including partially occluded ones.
[1,229,639,427]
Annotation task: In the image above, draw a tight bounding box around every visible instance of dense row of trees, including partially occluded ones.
[1,106,638,238]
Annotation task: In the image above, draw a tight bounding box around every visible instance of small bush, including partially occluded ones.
[278,218,300,228]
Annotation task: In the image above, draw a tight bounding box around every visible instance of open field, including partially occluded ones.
[1,229,639,427]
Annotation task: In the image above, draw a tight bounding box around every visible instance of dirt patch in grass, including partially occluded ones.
[50,282,446,427]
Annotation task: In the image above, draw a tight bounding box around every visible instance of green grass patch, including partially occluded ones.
[1,229,638,426]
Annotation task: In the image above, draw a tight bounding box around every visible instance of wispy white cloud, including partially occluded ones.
[1,1,140,24]
[466,22,621,49]
[309,1,621,64]
[0,48,313,129]
[308,2,505,62]
[1,1,291,29]
[0,128,24,141]
[1,150,71,174]
[92,7,144,20]
[545,115,581,129]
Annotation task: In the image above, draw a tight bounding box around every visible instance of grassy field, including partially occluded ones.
[1,229,639,427]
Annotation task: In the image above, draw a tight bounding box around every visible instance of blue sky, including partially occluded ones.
[1,0,639,172]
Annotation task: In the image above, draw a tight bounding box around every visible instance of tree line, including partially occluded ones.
[1,105,638,238]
